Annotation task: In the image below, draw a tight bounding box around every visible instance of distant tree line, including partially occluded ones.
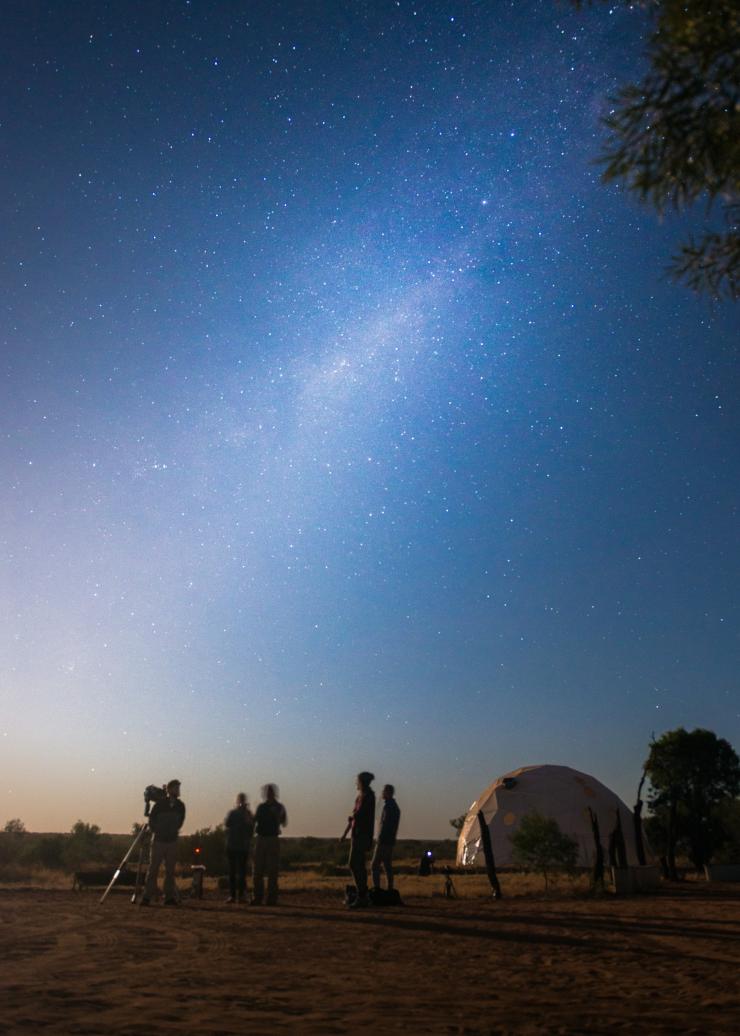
[0,817,457,882]
[0,819,108,875]
[5,726,740,885]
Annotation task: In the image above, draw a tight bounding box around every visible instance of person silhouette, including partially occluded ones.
[224,792,254,903]
[141,779,185,906]
[251,783,287,905]
[371,783,400,893]
[345,771,375,908]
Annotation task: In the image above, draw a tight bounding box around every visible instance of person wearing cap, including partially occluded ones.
[346,771,376,908]
[141,779,186,906]
[251,783,287,905]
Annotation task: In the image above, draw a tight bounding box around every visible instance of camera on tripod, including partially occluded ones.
[144,784,167,817]
[99,787,162,905]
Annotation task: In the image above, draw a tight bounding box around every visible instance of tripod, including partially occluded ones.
[99,824,151,905]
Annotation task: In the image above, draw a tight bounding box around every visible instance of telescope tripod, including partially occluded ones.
[99,824,151,905]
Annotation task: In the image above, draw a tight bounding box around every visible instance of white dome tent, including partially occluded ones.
[456,764,647,869]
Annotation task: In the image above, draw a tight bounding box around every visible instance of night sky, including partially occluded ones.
[2,1,738,837]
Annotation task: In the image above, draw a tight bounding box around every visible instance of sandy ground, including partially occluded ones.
[2,881,740,1035]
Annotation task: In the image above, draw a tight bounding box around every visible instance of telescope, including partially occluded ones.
[144,784,167,816]
[99,783,167,904]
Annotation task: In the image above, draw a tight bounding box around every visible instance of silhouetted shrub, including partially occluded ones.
[510,812,579,890]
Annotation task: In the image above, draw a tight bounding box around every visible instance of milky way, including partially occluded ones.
[2,1,738,835]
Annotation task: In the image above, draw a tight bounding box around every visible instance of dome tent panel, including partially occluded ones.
[456,764,645,869]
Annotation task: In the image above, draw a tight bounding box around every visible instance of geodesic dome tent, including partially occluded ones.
[456,764,647,868]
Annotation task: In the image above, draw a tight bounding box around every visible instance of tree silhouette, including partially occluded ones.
[66,820,103,867]
[579,0,739,300]
[449,813,467,832]
[645,727,740,877]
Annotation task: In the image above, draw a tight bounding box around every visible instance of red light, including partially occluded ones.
[194,847,201,854]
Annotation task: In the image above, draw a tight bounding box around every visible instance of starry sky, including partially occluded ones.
[2,1,738,838]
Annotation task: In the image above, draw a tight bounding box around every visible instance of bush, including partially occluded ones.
[34,835,67,870]
[63,821,104,869]
[510,812,579,890]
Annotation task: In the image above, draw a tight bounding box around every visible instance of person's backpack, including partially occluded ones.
[344,885,403,906]
[368,887,403,906]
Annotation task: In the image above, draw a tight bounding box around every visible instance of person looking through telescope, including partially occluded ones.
[140,779,186,906]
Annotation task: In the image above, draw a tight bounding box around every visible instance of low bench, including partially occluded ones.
[73,868,137,891]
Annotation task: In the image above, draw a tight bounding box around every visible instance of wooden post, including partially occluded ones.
[588,808,604,888]
[613,809,628,869]
[633,770,647,866]
[667,794,679,880]
[477,810,502,899]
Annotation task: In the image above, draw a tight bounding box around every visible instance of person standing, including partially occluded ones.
[251,783,287,905]
[224,792,254,903]
[345,771,376,908]
[371,783,401,893]
[141,779,186,906]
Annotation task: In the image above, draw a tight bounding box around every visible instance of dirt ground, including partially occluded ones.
[2,881,740,1035]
